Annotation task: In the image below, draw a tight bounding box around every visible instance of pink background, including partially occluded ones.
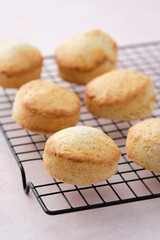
[0,0,160,239]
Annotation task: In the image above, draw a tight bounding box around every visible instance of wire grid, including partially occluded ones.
[0,41,160,215]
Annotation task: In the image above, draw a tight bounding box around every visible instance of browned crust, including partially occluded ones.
[55,29,118,72]
[43,149,119,185]
[0,66,42,88]
[18,80,81,117]
[0,56,43,76]
[55,50,116,72]
[45,138,121,165]
[12,94,80,134]
[128,120,160,145]
[85,75,151,105]
[21,99,81,118]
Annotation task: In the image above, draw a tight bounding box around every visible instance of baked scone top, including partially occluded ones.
[18,80,81,117]
[0,41,43,75]
[85,69,156,104]
[55,30,118,71]
[45,126,121,164]
[128,118,160,145]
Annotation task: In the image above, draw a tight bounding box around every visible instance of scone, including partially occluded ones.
[126,118,160,172]
[12,80,81,134]
[55,29,118,84]
[85,69,156,121]
[0,41,43,88]
[43,126,121,185]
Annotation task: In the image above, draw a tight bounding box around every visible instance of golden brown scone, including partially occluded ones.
[85,69,157,121]
[55,29,118,84]
[0,41,43,88]
[43,126,121,185]
[12,80,81,134]
[126,118,160,172]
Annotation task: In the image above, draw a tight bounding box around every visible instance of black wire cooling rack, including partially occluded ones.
[0,41,160,215]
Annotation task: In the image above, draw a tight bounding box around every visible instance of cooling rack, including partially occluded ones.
[0,41,160,215]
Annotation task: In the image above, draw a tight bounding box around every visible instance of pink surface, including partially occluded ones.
[0,0,160,239]
[0,0,160,54]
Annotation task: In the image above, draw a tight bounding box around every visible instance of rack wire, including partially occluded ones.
[0,41,160,215]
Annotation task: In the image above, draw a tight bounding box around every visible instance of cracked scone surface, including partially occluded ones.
[12,80,81,134]
[43,126,121,185]
[85,69,157,121]
[55,29,118,84]
[0,41,43,88]
[126,118,160,172]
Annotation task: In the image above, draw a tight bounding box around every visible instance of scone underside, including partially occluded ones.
[58,61,117,84]
[43,151,118,185]
[0,66,42,88]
